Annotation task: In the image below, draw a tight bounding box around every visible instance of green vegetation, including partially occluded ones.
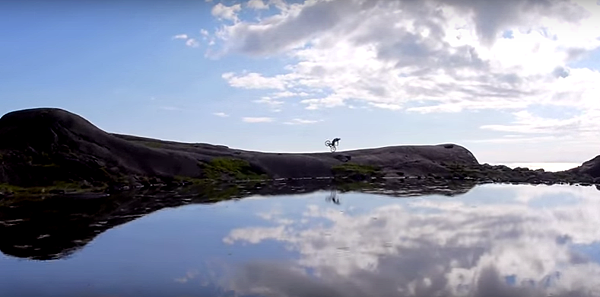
[332,163,380,175]
[334,180,380,192]
[0,181,103,197]
[331,163,383,180]
[199,158,268,181]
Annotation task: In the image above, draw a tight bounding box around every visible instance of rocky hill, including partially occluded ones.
[0,108,481,188]
[565,155,600,179]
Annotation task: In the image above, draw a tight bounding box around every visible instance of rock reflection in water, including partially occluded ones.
[1,182,599,297]
[0,180,475,260]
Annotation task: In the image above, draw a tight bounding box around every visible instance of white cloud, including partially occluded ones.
[242,117,275,123]
[222,72,288,90]
[247,0,269,10]
[173,34,201,48]
[211,3,242,21]
[209,0,600,137]
[283,118,322,125]
[213,112,229,117]
[185,38,200,48]
[272,91,310,98]
[200,29,209,37]
[300,95,345,110]
[369,103,402,110]
[172,34,188,39]
[253,96,284,112]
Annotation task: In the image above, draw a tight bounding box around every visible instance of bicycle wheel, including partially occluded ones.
[330,145,337,152]
[325,140,332,147]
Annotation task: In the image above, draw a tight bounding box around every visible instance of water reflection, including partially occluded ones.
[224,184,600,297]
[325,189,341,205]
[0,180,476,260]
[1,182,600,297]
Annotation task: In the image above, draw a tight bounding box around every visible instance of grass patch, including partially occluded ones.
[0,181,103,197]
[331,163,383,181]
[199,158,268,181]
[332,163,380,175]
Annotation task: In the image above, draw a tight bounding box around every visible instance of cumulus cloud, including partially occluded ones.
[247,0,269,10]
[211,3,242,21]
[223,185,600,297]
[206,0,600,145]
[242,117,274,123]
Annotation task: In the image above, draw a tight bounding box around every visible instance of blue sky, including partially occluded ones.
[1,0,600,163]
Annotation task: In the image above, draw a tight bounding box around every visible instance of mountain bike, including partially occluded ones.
[325,140,337,152]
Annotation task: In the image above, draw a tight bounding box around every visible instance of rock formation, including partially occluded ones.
[0,108,480,188]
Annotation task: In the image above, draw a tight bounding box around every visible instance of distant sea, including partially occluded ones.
[489,163,580,172]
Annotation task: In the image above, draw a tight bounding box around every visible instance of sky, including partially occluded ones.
[1,0,600,163]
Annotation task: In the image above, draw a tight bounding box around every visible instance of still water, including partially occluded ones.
[1,183,600,297]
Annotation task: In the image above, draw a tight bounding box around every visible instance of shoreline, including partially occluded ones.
[488,162,581,172]
[2,171,599,200]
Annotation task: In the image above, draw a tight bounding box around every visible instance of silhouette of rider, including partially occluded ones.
[332,137,341,147]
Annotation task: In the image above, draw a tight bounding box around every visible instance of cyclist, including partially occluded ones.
[331,137,341,148]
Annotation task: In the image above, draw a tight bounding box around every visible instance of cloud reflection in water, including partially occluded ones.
[223,184,600,297]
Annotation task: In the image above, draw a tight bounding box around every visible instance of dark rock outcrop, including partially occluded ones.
[0,108,480,187]
[0,108,209,186]
[564,155,600,178]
